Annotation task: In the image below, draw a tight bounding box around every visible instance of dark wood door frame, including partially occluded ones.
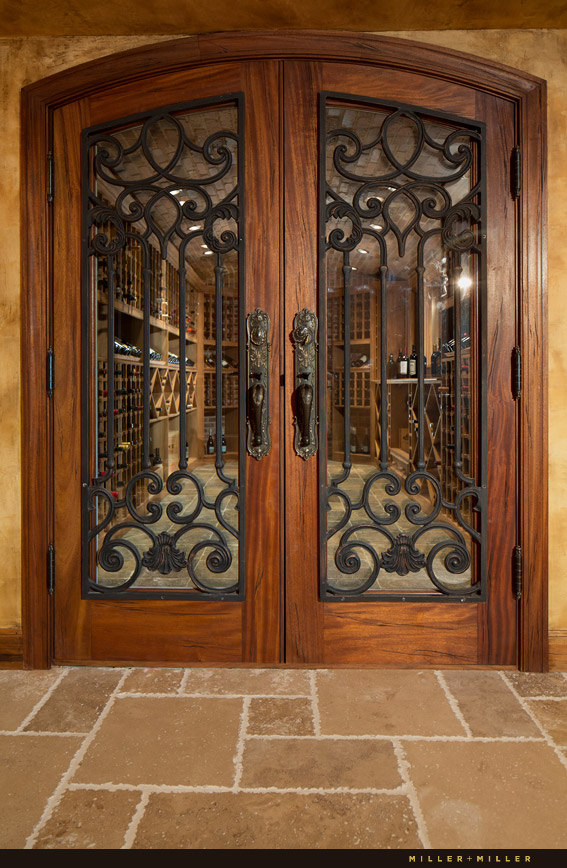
[21,30,547,670]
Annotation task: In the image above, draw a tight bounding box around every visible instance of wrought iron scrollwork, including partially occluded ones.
[320,95,486,601]
[83,96,244,600]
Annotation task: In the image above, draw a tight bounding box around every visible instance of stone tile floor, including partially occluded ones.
[1,667,567,849]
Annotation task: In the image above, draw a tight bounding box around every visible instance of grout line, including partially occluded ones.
[0,730,90,738]
[518,696,567,702]
[309,671,321,737]
[498,672,567,771]
[178,669,191,694]
[435,670,472,737]
[392,738,432,850]
[122,789,150,849]
[232,696,251,791]
[15,668,69,733]
[116,691,312,700]
[67,780,406,796]
[24,669,130,850]
[242,732,546,743]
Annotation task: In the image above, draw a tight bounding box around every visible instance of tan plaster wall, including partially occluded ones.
[0,29,564,631]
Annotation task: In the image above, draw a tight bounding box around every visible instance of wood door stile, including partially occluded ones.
[242,60,282,663]
[476,91,517,666]
[283,60,324,663]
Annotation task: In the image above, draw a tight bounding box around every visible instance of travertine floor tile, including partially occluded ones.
[505,672,567,698]
[182,668,311,695]
[247,697,314,735]
[33,789,140,849]
[132,792,421,849]
[240,737,401,789]
[0,670,61,730]
[317,670,463,736]
[0,735,82,848]
[73,696,242,786]
[121,668,184,694]
[525,699,567,746]
[443,671,540,737]
[404,741,567,849]
[24,668,124,733]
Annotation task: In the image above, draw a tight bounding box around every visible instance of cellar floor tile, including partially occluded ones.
[131,791,421,849]
[442,670,541,737]
[403,740,567,849]
[32,789,141,850]
[316,669,464,736]
[72,695,242,787]
[0,669,61,731]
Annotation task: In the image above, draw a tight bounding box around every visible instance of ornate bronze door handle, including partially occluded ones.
[246,309,271,459]
[292,308,318,459]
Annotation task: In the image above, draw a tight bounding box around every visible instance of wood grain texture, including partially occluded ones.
[20,87,52,669]
[477,91,518,666]
[90,602,243,662]
[283,60,324,662]
[20,32,547,110]
[518,82,548,672]
[52,99,92,664]
[323,604,478,665]
[241,60,283,663]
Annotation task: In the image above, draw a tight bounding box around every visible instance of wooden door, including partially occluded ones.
[284,61,518,665]
[52,61,283,664]
[52,57,518,666]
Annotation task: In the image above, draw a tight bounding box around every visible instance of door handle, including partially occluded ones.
[292,308,318,459]
[246,308,271,459]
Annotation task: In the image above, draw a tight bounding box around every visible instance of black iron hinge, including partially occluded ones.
[47,347,54,398]
[47,543,55,596]
[511,146,521,199]
[47,151,54,203]
[513,545,523,600]
[512,346,521,400]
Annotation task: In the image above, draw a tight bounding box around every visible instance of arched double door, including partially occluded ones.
[43,43,536,666]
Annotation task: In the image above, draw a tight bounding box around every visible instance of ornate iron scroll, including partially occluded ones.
[82,96,245,600]
[319,95,486,601]
[292,308,318,459]
[246,309,271,459]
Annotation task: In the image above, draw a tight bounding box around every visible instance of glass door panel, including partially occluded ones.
[321,96,485,600]
[84,98,244,598]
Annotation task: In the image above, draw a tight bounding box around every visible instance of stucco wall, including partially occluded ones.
[1,29,564,631]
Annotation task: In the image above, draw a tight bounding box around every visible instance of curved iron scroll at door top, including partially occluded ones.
[82,95,245,600]
[320,94,487,602]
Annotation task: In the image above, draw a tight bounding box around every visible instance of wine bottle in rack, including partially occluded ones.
[398,348,408,377]
[387,353,396,379]
[409,345,417,377]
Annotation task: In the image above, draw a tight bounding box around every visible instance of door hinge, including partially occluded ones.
[47,150,54,204]
[513,545,523,600]
[47,543,55,596]
[47,347,54,397]
[511,146,521,199]
[512,346,521,400]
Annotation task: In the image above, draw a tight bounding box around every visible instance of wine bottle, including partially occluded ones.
[387,353,396,378]
[409,345,417,377]
[398,348,408,377]
[207,432,215,454]
[221,433,227,454]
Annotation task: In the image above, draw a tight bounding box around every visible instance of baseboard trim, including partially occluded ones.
[0,628,23,668]
[549,629,567,672]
